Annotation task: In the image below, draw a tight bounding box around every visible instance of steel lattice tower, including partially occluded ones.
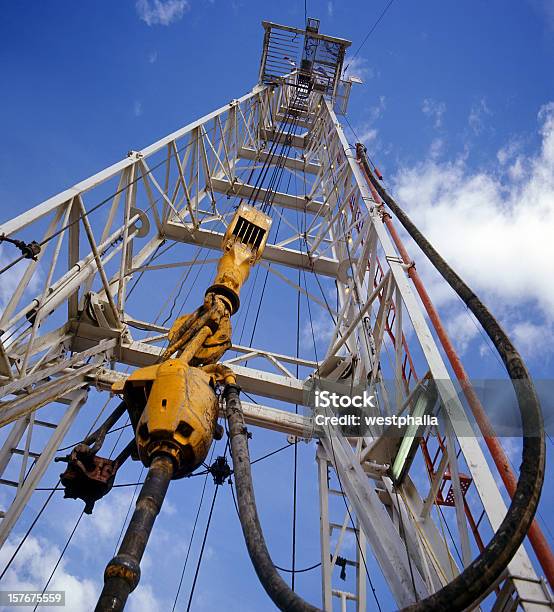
[0,18,552,611]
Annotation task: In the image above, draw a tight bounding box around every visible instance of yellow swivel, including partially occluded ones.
[116,361,218,478]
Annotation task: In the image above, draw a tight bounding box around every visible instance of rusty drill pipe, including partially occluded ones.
[224,385,322,612]
[95,454,174,612]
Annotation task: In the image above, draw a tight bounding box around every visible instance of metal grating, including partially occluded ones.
[259,20,351,101]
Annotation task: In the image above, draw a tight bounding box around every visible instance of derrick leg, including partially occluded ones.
[95,455,174,612]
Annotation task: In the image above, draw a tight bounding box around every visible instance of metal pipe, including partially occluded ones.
[224,384,322,612]
[95,454,173,612]
[356,144,548,609]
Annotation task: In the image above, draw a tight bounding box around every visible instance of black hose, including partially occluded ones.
[357,144,546,611]
[224,384,322,612]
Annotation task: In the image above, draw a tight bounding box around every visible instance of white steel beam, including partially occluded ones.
[210,177,328,215]
[238,146,321,174]
[163,222,339,277]
[88,367,314,437]
[0,88,267,238]
[0,389,88,548]
[259,127,307,149]
[320,434,429,607]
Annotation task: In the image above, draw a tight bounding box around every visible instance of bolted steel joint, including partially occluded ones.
[104,554,141,592]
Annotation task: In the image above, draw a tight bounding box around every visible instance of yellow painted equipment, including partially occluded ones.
[111,204,272,478]
[116,360,218,478]
[207,203,272,313]
[166,302,232,365]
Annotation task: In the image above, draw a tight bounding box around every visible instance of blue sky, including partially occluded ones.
[1,1,554,610]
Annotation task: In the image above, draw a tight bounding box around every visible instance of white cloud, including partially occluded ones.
[421,98,446,129]
[393,101,554,359]
[302,309,334,350]
[468,97,492,135]
[499,437,521,466]
[161,498,177,516]
[497,139,521,165]
[511,320,554,358]
[357,126,377,144]
[370,95,386,121]
[72,489,134,549]
[0,534,98,612]
[135,0,190,26]
[148,51,158,64]
[496,139,529,180]
[327,1,334,17]
[429,137,444,160]
[343,56,374,81]
[0,531,165,612]
[128,582,163,612]
[133,100,143,117]
[354,96,386,145]
[445,312,479,354]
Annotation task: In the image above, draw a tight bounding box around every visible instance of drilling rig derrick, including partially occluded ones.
[0,15,552,612]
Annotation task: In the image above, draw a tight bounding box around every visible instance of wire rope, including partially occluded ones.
[0,122,223,277]
[342,0,397,76]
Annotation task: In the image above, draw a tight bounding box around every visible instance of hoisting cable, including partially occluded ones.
[357,144,547,610]
[171,443,217,611]
[293,139,383,607]
[185,483,220,612]
[0,123,221,277]
[32,511,84,612]
[259,117,300,213]
[342,0,397,77]
[241,95,300,212]
[183,439,231,611]
[236,100,302,362]
[301,266,383,612]
[242,187,287,364]
[291,264,301,590]
[260,109,302,214]
[291,161,303,590]
[237,88,302,217]
[0,487,58,581]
